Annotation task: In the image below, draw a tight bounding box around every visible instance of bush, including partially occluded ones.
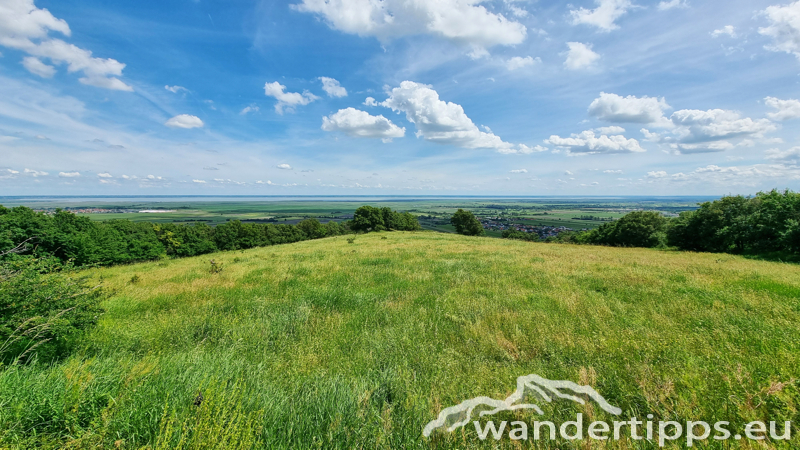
[0,257,104,364]
[450,209,484,236]
[351,206,420,233]
[583,211,668,248]
[501,229,539,242]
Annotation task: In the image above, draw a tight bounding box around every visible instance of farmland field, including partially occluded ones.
[0,195,711,230]
[2,232,798,449]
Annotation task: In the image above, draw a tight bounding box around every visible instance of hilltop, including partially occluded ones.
[1,232,799,449]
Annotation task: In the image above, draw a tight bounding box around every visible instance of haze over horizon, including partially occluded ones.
[2,0,800,196]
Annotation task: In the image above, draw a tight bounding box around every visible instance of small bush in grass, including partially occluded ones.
[347,236,356,244]
[0,257,104,364]
[208,259,223,274]
[130,274,141,284]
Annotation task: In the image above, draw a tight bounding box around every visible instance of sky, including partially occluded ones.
[1,0,800,196]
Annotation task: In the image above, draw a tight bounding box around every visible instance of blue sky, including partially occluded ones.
[1,0,800,195]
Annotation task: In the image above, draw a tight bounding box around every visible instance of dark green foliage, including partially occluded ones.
[296,218,327,239]
[667,190,800,255]
[351,206,420,232]
[583,211,668,248]
[0,205,378,269]
[501,229,539,242]
[450,209,484,236]
[0,257,104,363]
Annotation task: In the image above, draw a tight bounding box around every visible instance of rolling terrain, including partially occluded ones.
[2,232,799,449]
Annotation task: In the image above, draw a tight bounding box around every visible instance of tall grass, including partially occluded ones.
[1,232,799,448]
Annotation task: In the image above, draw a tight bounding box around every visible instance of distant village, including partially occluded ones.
[479,217,582,239]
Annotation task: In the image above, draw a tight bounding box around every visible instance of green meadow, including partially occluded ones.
[2,232,799,449]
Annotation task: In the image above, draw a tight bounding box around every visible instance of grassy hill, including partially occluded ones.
[2,232,799,449]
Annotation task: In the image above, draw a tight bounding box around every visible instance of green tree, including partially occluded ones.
[450,209,484,236]
[584,211,668,248]
[297,218,327,239]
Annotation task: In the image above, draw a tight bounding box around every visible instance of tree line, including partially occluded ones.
[498,190,800,258]
[0,204,421,268]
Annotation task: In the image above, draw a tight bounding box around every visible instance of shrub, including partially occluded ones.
[502,229,539,242]
[584,211,668,248]
[0,257,104,364]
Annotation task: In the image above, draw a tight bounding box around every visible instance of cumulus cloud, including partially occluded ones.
[58,171,80,177]
[165,114,204,129]
[24,168,47,177]
[276,164,292,170]
[545,129,645,154]
[240,105,259,115]
[263,81,319,114]
[711,25,736,38]
[506,56,540,70]
[363,97,378,106]
[322,107,405,142]
[564,42,600,70]
[668,109,775,144]
[658,0,688,10]
[765,147,800,163]
[759,1,800,60]
[603,169,623,174]
[510,169,528,173]
[672,163,800,184]
[97,172,112,178]
[21,56,54,77]
[381,81,533,154]
[256,180,275,185]
[594,126,626,134]
[319,77,348,97]
[647,170,668,178]
[570,0,634,31]
[765,96,800,120]
[0,0,132,90]
[192,179,206,183]
[588,92,672,126]
[292,0,527,56]
[165,85,187,93]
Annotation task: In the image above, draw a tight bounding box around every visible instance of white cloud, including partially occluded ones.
[564,170,574,175]
[711,25,736,38]
[58,171,80,177]
[321,107,405,142]
[564,42,600,70]
[765,96,800,120]
[256,180,275,185]
[363,97,378,106]
[97,172,112,178]
[545,130,645,154]
[658,0,688,11]
[505,1,529,18]
[24,168,47,177]
[192,179,206,183]
[292,0,527,56]
[647,170,668,178]
[765,147,800,163]
[0,1,132,90]
[165,85,187,93]
[594,126,626,134]
[570,0,634,32]
[510,169,528,173]
[264,81,319,114]
[277,163,292,170]
[588,92,672,126]
[5,169,19,174]
[760,1,800,60]
[381,81,532,154]
[603,169,623,174]
[165,114,204,129]
[668,109,775,144]
[506,56,540,70]
[240,105,259,115]
[21,56,54,77]
[319,77,348,98]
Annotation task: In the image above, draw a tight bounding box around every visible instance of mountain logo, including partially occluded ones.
[423,374,622,437]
